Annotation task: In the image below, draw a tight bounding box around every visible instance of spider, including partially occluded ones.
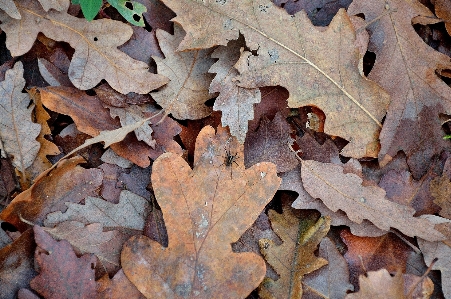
[221,139,239,180]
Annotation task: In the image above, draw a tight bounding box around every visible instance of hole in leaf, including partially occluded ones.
[85,89,96,96]
[125,1,133,10]
[93,37,98,41]
[133,14,141,22]
[362,51,376,76]
[354,13,365,20]
[1,221,17,232]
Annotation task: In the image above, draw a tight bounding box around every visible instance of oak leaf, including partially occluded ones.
[0,157,103,231]
[30,226,97,299]
[44,190,150,231]
[0,62,41,173]
[209,38,261,144]
[430,175,451,219]
[301,159,445,241]
[121,126,281,298]
[302,237,354,299]
[97,269,145,299]
[258,208,330,299]
[348,0,451,179]
[160,0,390,158]
[0,0,168,94]
[0,0,20,19]
[43,221,124,277]
[345,269,404,299]
[151,24,215,120]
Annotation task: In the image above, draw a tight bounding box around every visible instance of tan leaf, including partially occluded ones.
[108,105,156,148]
[0,0,168,94]
[345,269,403,299]
[258,208,330,299]
[0,62,41,173]
[160,0,390,158]
[26,88,61,182]
[301,159,445,241]
[44,190,150,231]
[43,221,124,277]
[430,176,451,219]
[121,126,281,298]
[418,238,451,299]
[209,38,261,143]
[151,24,215,119]
[38,0,68,12]
[0,0,21,19]
[348,0,451,179]
[97,270,145,299]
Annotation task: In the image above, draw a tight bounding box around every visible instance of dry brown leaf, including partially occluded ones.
[209,38,261,144]
[44,190,150,231]
[0,157,103,231]
[43,221,123,277]
[30,226,97,299]
[160,0,389,158]
[37,0,67,12]
[418,238,451,298]
[345,269,404,299]
[430,175,451,219]
[121,126,281,298]
[301,159,445,241]
[26,88,60,182]
[0,62,41,174]
[0,0,21,19]
[245,112,299,173]
[258,208,330,299]
[97,269,146,299]
[151,24,215,119]
[435,0,451,35]
[0,0,168,94]
[302,237,354,299]
[348,0,451,179]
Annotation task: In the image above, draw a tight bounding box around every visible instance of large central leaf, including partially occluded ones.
[161,0,390,158]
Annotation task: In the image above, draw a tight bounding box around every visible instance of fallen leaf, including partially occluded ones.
[258,208,330,299]
[97,269,146,299]
[37,58,73,87]
[341,229,414,289]
[0,0,168,94]
[345,269,404,299]
[245,113,299,173]
[37,0,67,12]
[348,0,451,179]
[151,24,215,119]
[42,221,125,277]
[118,26,163,65]
[44,190,150,231]
[435,0,451,35]
[40,86,183,167]
[121,126,281,298]
[430,175,451,219]
[209,38,261,143]
[301,159,445,241]
[137,0,175,33]
[302,237,354,299]
[418,238,451,298]
[0,229,37,299]
[0,62,41,174]
[95,84,153,108]
[161,0,390,158]
[30,226,97,299]
[0,0,20,19]
[0,156,103,231]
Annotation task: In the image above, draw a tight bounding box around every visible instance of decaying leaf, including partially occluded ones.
[161,0,390,158]
[209,38,261,144]
[121,126,281,298]
[0,157,103,231]
[301,159,445,241]
[44,190,150,231]
[151,24,215,119]
[0,0,168,94]
[43,221,123,277]
[30,226,97,299]
[245,112,299,173]
[0,0,20,19]
[258,207,330,299]
[97,269,146,299]
[430,175,451,219]
[348,0,451,179]
[0,62,41,174]
[302,237,354,298]
[345,269,433,299]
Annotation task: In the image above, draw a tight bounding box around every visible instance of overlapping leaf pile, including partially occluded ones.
[1,0,451,297]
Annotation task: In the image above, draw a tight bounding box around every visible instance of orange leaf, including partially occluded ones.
[121,126,281,298]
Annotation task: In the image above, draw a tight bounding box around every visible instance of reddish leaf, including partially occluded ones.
[30,226,97,299]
